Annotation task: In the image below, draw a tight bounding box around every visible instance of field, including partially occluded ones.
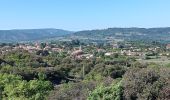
[137,56,170,65]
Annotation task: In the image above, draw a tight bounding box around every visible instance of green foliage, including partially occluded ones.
[38,72,47,80]
[85,73,104,81]
[165,63,170,68]
[1,42,170,100]
[122,67,170,100]
[48,81,96,100]
[36,50,49,56]
[88,80,123,100]
[0,73,53,100]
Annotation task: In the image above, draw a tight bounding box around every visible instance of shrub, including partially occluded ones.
[0,73,53,100]
[88,80,123,100]
[48,81,96,100]
[122,67,170,100]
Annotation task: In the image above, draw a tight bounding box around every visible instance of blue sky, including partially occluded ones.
[0,0,170,31]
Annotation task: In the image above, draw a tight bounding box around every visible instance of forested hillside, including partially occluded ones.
[1,27,170,43]
[0,29,72,42]
[71,27,170,42]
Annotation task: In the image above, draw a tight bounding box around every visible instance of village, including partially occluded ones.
[1,41,170,64]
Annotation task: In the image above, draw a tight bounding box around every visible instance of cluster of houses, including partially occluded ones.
[0,43,94,59]
[18,43,64,53]
[1,42,170,60]
[102,43,170,58]
[0,43,64,54]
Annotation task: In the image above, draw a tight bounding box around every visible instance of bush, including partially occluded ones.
[88,80,123,100]
[48,81,96,100]
[122,67,170,100]
[0,73,53,100]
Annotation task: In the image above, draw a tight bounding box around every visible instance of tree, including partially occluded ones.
[71,39,80,45]
[36,50,49,56]
[40,43,46,49]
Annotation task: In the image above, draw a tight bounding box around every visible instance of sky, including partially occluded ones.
[0,0,170,31]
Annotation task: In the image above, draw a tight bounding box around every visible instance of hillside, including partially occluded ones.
[70,27,170,42]
[0,28,72,42]
[1,27,170,43]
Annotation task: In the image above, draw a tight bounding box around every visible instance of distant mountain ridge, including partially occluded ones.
[1,27,170,42]
[71,27,170,42]
[0,28,72,42]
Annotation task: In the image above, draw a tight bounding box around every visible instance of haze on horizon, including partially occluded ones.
[0,0,170,31]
